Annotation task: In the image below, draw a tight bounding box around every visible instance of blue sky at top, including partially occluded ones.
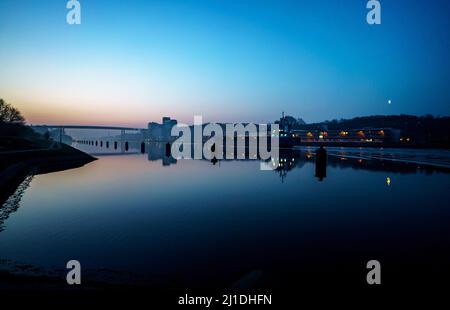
[0,0,449,126]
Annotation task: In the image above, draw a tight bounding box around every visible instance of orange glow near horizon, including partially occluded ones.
[13,100,156,128]
[5,93,276,127]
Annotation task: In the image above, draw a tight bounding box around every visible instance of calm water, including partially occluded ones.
[1,146,450,288]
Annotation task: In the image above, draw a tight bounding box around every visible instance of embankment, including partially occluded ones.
[0,144,96,206]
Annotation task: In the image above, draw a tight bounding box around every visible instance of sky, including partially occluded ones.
[0,0,449,127]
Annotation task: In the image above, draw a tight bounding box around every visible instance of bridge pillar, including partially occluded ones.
[121,130,125,153]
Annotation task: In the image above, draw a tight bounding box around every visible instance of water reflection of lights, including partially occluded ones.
[386,177,391,186]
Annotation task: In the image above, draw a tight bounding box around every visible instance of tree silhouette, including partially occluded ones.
[0,99,25,124]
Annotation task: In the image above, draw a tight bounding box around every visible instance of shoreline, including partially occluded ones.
[0,144,96,206]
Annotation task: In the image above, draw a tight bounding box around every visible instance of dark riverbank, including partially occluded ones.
[0,142,96,206]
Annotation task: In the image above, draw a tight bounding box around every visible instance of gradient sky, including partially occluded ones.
[0,0,449,127]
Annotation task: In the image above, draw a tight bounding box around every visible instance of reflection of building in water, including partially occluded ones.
[145,140,449,175]
[324,151,449,174]
[276,147,449,182]
[274,149,304,182]
[147,142,177,166]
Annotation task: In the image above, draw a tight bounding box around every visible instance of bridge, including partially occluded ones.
[31,125,148,152]
[33,124,145,131]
